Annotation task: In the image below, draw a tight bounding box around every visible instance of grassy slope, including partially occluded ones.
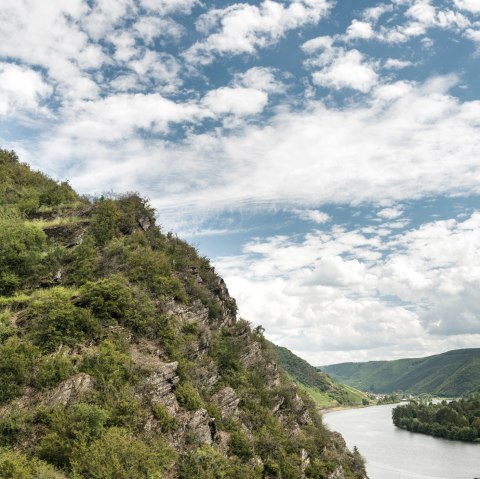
[321,348,480,396]
[271,343,370,407]
[0,150,367,479]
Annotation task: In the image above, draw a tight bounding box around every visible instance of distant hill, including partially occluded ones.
[320,348,480,397]
[271,343,370,408]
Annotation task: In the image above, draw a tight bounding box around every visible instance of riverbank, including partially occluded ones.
[324,403,480,479]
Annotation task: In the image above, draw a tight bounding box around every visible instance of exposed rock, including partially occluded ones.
[44,373,94,407]
[144,362,180,413]
[211,387,240,419]
[164,299,209,325]
[138,216,151,231]
[185,408,217,445]
[43,221,89,247]
[186,327,211,360]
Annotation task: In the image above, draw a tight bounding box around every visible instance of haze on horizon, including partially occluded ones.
[1,0,480,365]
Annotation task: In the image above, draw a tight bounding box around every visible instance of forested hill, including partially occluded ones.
[271,344,370,408]
[320,348,480,396]
[0,149,366,479]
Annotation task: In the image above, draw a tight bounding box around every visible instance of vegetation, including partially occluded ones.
[0,150,366,479]
[321,348,480,396]
[392,395,480,442]
[272,343,370,408]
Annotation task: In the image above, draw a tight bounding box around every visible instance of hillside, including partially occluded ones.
[0,149,366,479]
[271,344,370,408]
[320,348,480,396]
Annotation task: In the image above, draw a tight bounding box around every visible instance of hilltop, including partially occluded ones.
[271,344,370,408]
[0,150,366,479]
[321,348,480,396]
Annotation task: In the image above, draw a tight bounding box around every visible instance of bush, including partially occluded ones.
[27,288,99,352]
[68,235,97,285]
[70,427,175,479]
[179,445,261,479]
[0,449,66,479]
[80,275,155,331]
[0,220,46,294]
[90,199,121,246]
[81,340,136,393]
[0,411,31,447]
[32,354,74,390]
[228,430,253,460]
[152,402,177,433]
[175,382,203,411]
[0,337,38,403]
[35,403,110,470]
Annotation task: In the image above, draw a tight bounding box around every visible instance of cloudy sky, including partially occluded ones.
[1,0,480,366]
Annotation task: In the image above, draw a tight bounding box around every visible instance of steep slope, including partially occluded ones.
[321,348,480,396]
[0,150,366,479]
[271,344,370,408]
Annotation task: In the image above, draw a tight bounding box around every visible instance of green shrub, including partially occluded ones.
[107,387,145,430]
[27,288,99,352]
[152,402,177,433]
[0,220,46,294]
[36,403,109,470]
[0,310,15,343]
[0,337,38,403]
[0,411,31,447]
[33,354,74,390]
[228,430,253,460]
[90,199,121,246]
[0,449,66,479]
[81,340,136,393]
[179,445,261,479]
[70,427,175,479]
[80,275,155,331]
[68,235,97,285]
[175,382,203,411]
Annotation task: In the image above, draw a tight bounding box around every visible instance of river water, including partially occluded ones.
[323,404,480,479]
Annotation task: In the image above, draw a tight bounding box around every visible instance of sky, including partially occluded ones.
[1,0,480,366]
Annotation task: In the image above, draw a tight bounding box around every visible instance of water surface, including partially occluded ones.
[323,404,480,479]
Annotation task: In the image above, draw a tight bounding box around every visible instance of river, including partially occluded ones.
[323,404,480,479]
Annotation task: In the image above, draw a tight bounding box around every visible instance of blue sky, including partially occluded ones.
[1,0,480,365]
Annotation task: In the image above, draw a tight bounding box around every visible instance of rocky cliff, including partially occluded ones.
[0,149,367,479]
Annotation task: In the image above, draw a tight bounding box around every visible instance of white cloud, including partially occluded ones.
[295,209,331,224]
[302,35,334,53]
[0,63,53,117]
[233,67,285,93]
[384,58,413,69]
[202,87,268,116]
[454,0,480,14]
[345,20,375,40]
[133,16,184,42]
[184,0,332,64]
[215,211,480,364]
[0,0,102,100]
[140,0,199,14]
[311,49,378,92]
[377,207,403,220]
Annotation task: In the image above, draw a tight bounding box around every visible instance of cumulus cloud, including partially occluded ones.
[384,58,413,69]
[295,209,331,224]
[184,0,332,64]
[454,0,480,14]
[216,212,480,365]
[311,49,378,92]
[0,63,53,117]
[202,87,269,116]
[377,207,403,220]
[233,67,286,93]
[345,20,375,40]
